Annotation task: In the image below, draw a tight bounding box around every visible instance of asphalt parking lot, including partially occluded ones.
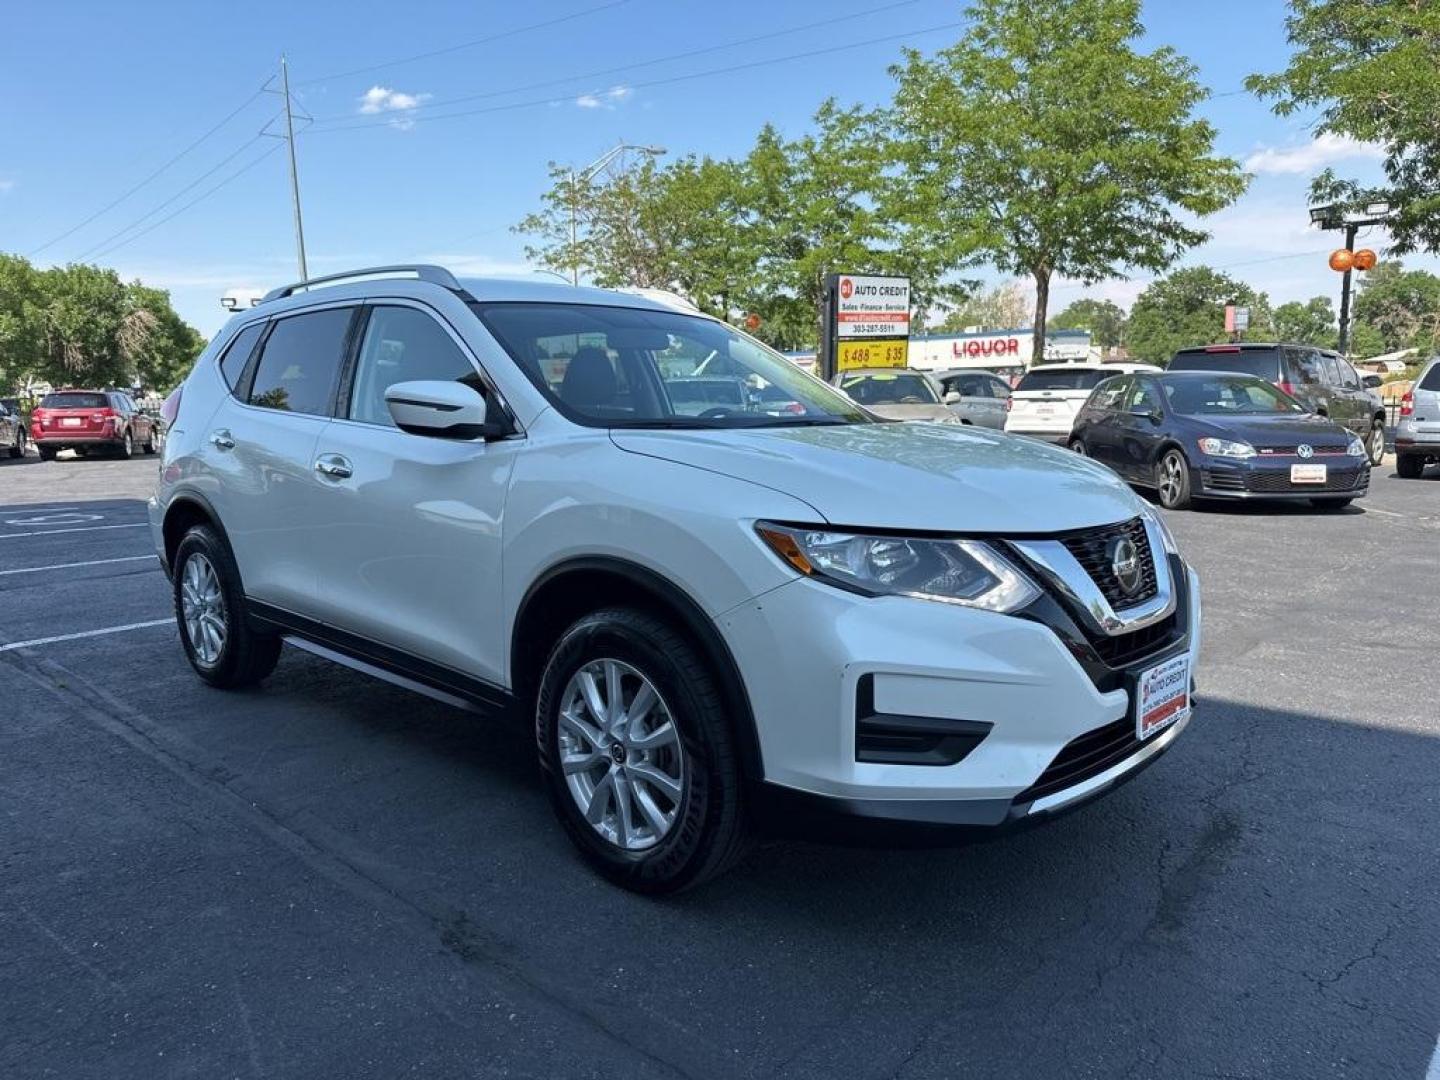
[2,450,1438,1079]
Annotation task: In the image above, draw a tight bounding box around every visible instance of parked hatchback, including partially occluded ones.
[151,266,1200,893]
[1004,362,1161,442]
[1071,370,1369,510]
[1167,344,1386,465]
[30,390,161,460]
[932,369,1011,428]
[1395,356,1440,478]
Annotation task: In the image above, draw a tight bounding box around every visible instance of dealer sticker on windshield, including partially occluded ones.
[1135,654,1191,740]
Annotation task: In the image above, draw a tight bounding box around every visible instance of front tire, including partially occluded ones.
[116,430,133,459]
[173,525,281,688]
[143,427,159,454]
[1396,453,1424,479]
[1069,437,1087,455]
[8,428,24,459]
[535,608,747,894]
[1156,449,1193,510]
[1365,422,1386,466]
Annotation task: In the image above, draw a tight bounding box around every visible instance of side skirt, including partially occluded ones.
[246,600,516,717]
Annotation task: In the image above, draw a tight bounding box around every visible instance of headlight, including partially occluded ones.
[756,523,1040,612]
[1347,436,1365,457]
[1197,437,1256,458]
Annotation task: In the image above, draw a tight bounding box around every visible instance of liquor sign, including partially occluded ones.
[821,272,912,378]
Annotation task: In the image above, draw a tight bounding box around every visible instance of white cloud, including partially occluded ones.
[357,85,432,129]
[575,85,633,111]
[1243,133,1384,176]
[0,178,15,194]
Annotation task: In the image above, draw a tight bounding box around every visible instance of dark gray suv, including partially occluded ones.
[1168,343,1387,465]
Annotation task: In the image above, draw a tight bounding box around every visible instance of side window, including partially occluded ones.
[348,306,483,426]
[1318,352,1343,387]
[1287,349,1325,390]
[219,322,266,391]
[1093,376,1131,413]
[1339,361,1360,389]
[989,377,1011,400]
[248,308,354,416]
[1129,379,1162,413]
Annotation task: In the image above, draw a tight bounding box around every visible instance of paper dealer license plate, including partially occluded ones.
[1290,463,1327,484]
[1135,654,1191,740]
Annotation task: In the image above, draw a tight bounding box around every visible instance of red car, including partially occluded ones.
[29,390,161,461]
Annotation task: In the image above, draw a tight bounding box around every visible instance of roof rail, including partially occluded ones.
[260,264,464,304]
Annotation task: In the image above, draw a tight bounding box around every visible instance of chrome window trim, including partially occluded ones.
[1011,516,1175,637]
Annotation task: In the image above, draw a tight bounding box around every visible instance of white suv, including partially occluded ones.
[1005,362,1162,442]
[150,266,1201,893]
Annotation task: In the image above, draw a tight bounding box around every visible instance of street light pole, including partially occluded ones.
[565,142,666,286]
[1310,201,1394,357]
[1336,221,1358,357]
[280,55,308,282]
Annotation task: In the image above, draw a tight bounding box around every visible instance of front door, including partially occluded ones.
[306,303,519,686]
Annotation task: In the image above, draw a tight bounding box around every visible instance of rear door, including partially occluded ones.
[1079,376,1131,466]
[1317,352,1361,432]
[1114,377,1168,481]
[1410,362,1440,435]
[306,301,520,684]
[205,304,358,614]
[1282,347,1329,415]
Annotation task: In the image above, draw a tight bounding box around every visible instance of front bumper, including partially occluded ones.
[718,554,1200,837]
[1196,456,1369,500]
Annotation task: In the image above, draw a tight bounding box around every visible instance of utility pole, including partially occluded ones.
[280,56,308,282]
[565,142,666,286]
[1336,221,1358,357]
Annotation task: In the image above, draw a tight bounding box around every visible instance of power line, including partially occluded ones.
[27,86,267,258]
[297,0,635,86]
[86,143,284,263]
[306,20,966,134]
[70,130,275,263]
[306,0,928,123]
[1049,248,1336,297]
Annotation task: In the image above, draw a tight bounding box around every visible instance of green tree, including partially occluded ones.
[933,281,1031,334]
[888,0,1247,362]
[38,263,130,388]
[1125,267,1274,364]
[1271,296,1336,349]
[1050,298,1127,347]
[1350,262,1440,353]
[123,283,207,392]
[0,254,46,390]
[1248,0,1440,253]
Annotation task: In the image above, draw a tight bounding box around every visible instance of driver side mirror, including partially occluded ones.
[385,381,491,439]
[1362,373,1383,389]
[1130,406,1162,424]
[943,390,961,404]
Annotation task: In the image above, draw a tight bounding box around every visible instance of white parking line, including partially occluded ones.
[0,507,81,517]
[1365,507,1405,518]
[0,619,174,653]
[0,523,149,539]
[0,555,157,577]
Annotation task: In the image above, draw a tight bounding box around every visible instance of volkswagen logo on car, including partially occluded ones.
[1297,444,1314,459]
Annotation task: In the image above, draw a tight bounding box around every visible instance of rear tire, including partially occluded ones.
[143,428,158,454]
[8,429,24,459]
[535,607,748,894]
[115,430,133,459]
[1396,454,1424,479]
[1156,449,1193,510]
[37,445,56,461]
[173,525,281,689]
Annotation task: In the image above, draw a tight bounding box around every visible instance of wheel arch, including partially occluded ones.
[161,492,234,574]
[511,556,764,782]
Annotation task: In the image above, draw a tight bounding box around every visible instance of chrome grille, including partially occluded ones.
[1057,518,1158,610]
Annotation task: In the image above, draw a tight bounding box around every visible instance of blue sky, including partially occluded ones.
[2,0,1431,337]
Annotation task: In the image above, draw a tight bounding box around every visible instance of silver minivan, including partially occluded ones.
[1396,357,1440,478]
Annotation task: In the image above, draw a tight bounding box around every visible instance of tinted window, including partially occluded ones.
[1015,369,1110,392]
[348,306,482,426]
[1286,348,1326,389]
[1318,352,1343,385]
[248,308,353,416]
[1168,348,1281,379]
[839,372,940,405]
[219,322,266,390]
[1338,361,1360,389]
[1090,376,1131,412]
[1419,363,1440,391]
[40,392,107,409]
[1128,378,1163,413]
[1162,374,1305,415]
[948,374,995,398]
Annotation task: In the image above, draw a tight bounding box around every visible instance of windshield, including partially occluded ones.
[473,302,868,428]
[1162,374,1305,415]
[40,392,107,409]
[1015,369,1111,392]
[837,372,939,406]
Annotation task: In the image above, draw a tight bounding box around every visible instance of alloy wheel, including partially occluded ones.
[1069,439,1086,455]
[1367,424,1385,465]
[180,553,227,666]
[1159,454,1184,506]
[557,658,686,852]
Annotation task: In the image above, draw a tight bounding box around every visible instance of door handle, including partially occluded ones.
[314,454,353,480]
[210,429,235,450]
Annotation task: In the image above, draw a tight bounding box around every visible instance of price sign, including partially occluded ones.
[836,339,907,371]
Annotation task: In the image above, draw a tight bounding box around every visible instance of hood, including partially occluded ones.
[611,422,1145,533]
[866,403,958,423]
[1187,412,1357,448]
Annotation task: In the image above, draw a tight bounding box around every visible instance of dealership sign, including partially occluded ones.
[822,272,912,376]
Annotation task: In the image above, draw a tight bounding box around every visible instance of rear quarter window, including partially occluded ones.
[1418,363,1440,392]
[1169,349,1281,380]
[219,322,267,391]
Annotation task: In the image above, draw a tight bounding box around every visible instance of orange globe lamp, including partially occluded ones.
[1329,249,1355,272]
[1353,248,1377,271]
[744,312,762,332]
